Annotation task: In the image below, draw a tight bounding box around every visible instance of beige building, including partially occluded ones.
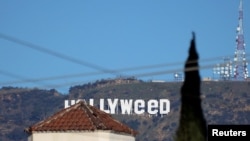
[25,101,137,141]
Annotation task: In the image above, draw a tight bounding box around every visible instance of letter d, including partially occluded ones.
[159,99,170,114]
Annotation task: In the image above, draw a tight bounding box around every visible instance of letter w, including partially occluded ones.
[120,99,133,114]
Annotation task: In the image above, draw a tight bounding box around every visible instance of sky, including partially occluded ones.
[0,0,249,94]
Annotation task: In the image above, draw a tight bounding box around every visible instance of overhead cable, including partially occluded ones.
[0,32,124,77]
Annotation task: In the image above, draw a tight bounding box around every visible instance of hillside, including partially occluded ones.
[0,87,66,141]
[0,80,250,141]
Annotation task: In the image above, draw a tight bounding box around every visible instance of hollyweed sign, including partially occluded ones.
[65,98,170,115]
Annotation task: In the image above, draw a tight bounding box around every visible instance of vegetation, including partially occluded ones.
[0,80,250,141]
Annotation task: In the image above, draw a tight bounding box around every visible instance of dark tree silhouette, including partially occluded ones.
[175,33,207,141]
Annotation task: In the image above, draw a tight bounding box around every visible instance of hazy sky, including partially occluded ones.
[0,0,249,93]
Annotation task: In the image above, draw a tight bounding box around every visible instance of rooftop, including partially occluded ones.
[25,101,137,136]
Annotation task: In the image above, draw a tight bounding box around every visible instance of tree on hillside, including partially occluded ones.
[175,33,207,141]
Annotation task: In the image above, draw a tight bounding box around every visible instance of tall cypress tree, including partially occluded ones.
[175,33,207,141]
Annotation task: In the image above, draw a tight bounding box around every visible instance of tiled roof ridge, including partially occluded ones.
[85,102,138,136]
[80,101,138,136]
[79,101,95,130]
[79,101,107,130]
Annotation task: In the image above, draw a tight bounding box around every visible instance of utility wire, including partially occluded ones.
[0,71,103,85]
[0,32,124,77]
[0,55,248,93]
[0,61,225,90]
[29,62,223,90]
[0,69,54,88]
[0,60,246,95]
[0,47,249,86]
[0,53,240,86]
[1,33,249,91]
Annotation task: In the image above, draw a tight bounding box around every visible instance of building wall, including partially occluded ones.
[28,131,135,141]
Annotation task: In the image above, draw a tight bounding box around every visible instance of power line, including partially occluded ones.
[1,33,249,91]
[28,62,222,90]
[0,61,246,95]
[0,53,241,86]
[0,71,102,85]
[0,69,54,88]
[0,47,249,86]
[1,54,249,93]
[0,61,223,90]
[0,32,124,77]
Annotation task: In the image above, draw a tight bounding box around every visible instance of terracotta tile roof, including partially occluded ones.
[25,101,137,136]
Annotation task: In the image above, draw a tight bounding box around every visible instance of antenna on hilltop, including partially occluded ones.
[213,0,249,81]
[233,0,249,80]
